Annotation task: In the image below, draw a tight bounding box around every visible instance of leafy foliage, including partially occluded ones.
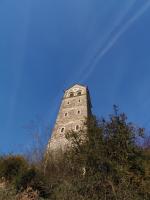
[15,166,50,198]
[0,155,28,182]
[0,107,150,199]
[56,106,149,200]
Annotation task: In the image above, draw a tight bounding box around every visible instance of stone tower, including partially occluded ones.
[47,84,92,152]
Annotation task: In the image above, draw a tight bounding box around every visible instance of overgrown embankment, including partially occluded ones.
[0,107,150,200]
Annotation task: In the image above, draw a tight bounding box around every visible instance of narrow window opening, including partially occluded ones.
[70,92,74,97]
[65,113,68,117]
[61,128,65,133]
[77,110,80,114]
[77,91,82,96]
[76,125,79,130]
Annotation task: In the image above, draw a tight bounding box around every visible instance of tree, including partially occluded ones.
[63,106,149,200]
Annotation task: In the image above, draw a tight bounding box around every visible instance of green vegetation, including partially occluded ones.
[0,107,150,199]
[0,155,28,182]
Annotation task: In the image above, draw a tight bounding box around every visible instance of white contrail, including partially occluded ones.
[50,1,137,99]
[48,0,144,123]
[76,0,137,82]
[6,1,32,131]
[80,0,150,82]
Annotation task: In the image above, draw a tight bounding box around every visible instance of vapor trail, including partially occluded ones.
[6,1,33,136]
[80,1,150,82]
[46,1,140,124]
[52,1,137,95]
[75,0,137,82]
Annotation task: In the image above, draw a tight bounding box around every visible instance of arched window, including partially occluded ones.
[61,128,65,133]
[77,110,80,114]
[76,125,79,130]
[77,91,82,96]
[64,113,68,117]
[70,92,74,97]
[78,99,81,102]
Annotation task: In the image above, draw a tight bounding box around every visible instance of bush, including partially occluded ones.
[0,155,28,182]
[0,186,17,200]
[15,166,50,198]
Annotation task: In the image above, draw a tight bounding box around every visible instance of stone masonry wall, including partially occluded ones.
[47,84,92,152]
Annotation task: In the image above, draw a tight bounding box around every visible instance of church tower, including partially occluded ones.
[47,84,92,152]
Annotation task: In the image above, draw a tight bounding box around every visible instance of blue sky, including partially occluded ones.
[0,0,150,153]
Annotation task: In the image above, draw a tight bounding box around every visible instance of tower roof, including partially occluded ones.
[64,83,92,108]
[65,83,87,92]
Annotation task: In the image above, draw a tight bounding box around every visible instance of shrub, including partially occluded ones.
[0,186,17,200]
[0,155,28,182]
[15,166,50,198]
